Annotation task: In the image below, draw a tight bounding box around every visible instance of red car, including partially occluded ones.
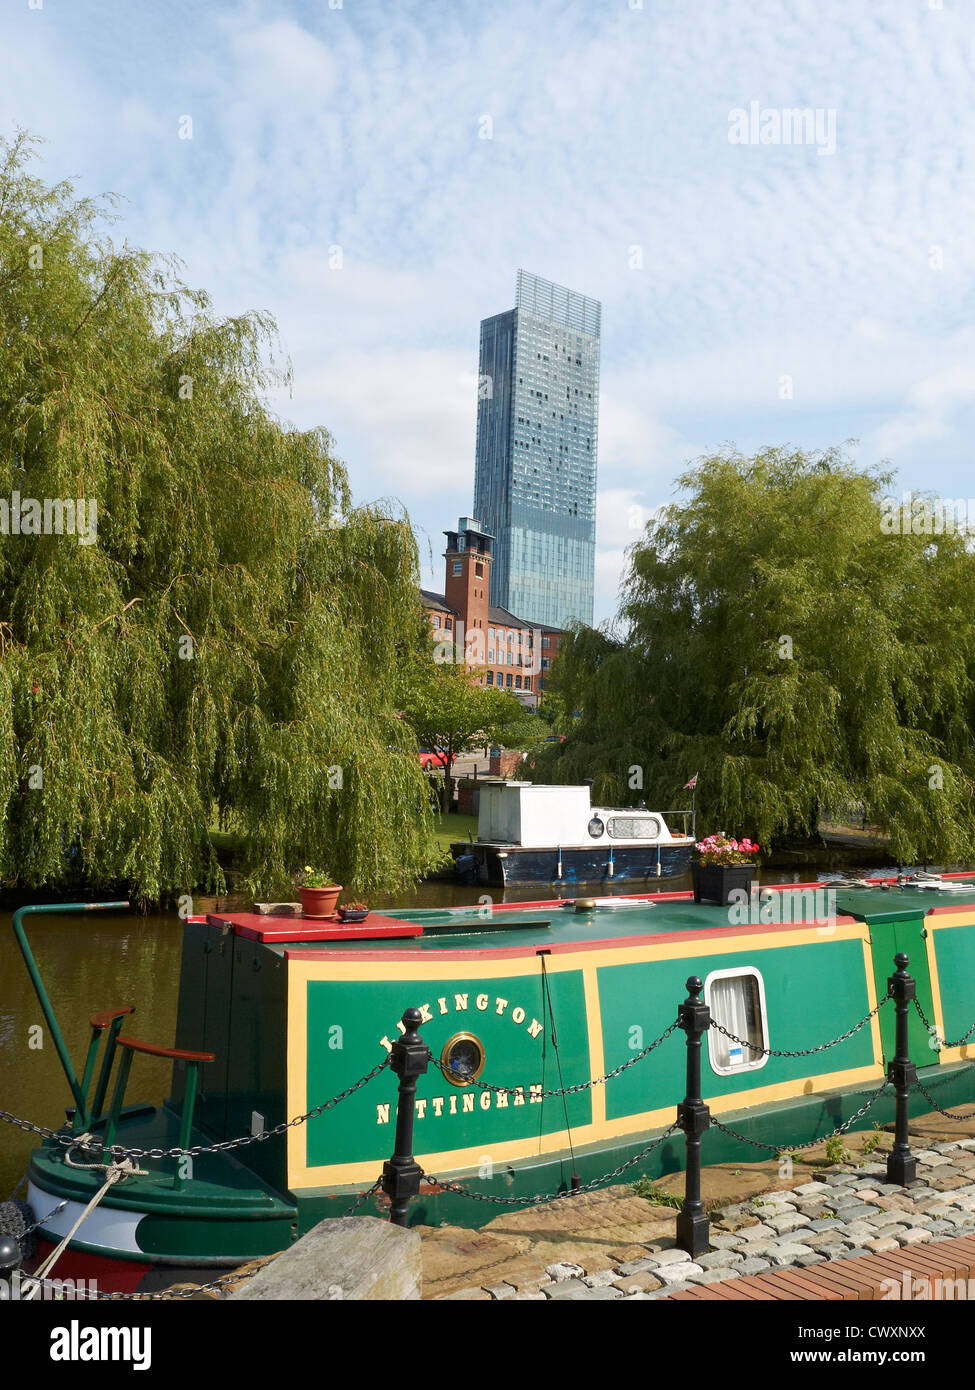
[418,747,450,771]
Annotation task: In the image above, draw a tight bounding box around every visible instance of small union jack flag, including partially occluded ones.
[683,773,698,790]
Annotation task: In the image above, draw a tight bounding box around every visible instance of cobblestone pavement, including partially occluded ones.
[438,1138,975,1300]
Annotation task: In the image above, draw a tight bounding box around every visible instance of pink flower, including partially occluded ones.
[694,831,760,865]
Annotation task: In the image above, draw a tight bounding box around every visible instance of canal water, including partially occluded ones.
[0,862,929,1201]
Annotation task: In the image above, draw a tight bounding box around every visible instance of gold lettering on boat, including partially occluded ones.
[377,995,545,1053]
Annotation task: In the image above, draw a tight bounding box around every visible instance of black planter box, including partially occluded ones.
[691,862,756,906]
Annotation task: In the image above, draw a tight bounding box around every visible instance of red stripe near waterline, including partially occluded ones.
[27,1239,154,1295]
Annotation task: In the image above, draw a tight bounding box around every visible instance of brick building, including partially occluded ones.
[420,517,564,708]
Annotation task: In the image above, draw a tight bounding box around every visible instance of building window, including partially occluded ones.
[542,636,550,649]
[704,969,769,1075]
[445,617,453,631]
[542,658,549,670]
[486,670,493,685]
[507,652,513,665]
[452,561,462,576]
[475,562,484,577]
[488,650,494,662]
[505,673,512,688]
[515,675,522,689]
[489,628,495,642]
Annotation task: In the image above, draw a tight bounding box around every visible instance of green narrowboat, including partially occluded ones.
[14,877,975,1292]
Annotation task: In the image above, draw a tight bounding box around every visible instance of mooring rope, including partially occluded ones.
[64,1133,149,1176]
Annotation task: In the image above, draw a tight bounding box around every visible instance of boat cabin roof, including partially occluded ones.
[204,878,975,960]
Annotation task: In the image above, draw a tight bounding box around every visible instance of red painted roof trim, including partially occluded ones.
[208,911,423,943]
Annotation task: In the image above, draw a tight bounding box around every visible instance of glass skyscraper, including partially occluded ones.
[473,270,600,630]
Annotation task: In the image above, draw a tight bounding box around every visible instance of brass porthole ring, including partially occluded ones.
[441,1032,486,1087]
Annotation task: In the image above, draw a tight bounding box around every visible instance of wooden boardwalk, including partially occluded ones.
[662,1234,975,1301]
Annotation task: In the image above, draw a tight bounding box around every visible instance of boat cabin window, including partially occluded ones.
[704,968,769,1075]
[607,815,662,839]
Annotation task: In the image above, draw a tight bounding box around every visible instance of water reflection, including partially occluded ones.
[0,909,179,1199]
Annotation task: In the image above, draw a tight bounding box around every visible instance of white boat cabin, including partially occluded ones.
[475,782,692,849]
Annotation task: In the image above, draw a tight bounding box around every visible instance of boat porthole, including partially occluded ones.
[441,1032,486,1086]
[587,816,604,839]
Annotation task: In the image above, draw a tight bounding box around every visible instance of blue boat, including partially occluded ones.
[451,781,695,885]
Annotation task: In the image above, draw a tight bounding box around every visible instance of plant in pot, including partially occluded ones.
[691,834,759,906]
[297,867,342,919]
[337,900,370,923]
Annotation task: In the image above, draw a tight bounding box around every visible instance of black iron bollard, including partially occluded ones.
[382,1008,430,1227]
[886,953,917,1187]
[676,976,712,1257]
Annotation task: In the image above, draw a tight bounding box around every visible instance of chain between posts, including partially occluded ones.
[19,1200,68,1238]
[0,1057,391,1161]
[427,1019,681,1096]
[88,1260,278,1302]
[913,1074,975,1121]
[709,991,892,1060]
[912,997,975,1051]
[710,1080,894,1154]
[417,1125,681,1207]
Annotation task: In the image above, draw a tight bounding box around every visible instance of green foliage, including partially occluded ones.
[861,1124,889,1156]
[823,1135,851,1166]
[0,132,438,899]
[536,445,975,862]
[298,867,337,889]
[399,660,540,774]
[630,1176,683,1208]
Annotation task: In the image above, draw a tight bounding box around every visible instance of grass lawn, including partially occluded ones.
[433,812,477,854]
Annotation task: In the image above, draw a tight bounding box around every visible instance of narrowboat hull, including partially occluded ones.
[15,881,975,1292]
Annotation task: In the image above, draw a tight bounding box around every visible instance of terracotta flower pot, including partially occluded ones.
[298,884,342,918]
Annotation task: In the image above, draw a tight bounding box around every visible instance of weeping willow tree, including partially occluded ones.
[539,445,975,862]
[0,131,438,899]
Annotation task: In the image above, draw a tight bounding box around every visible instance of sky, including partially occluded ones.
[3,0,975,623]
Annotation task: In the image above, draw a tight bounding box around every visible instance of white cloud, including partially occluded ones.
[872,362,975,463]
[292,348,476,499]
[228,19,339,98]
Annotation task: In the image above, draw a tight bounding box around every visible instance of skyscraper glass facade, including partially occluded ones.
[474,270,600,629]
